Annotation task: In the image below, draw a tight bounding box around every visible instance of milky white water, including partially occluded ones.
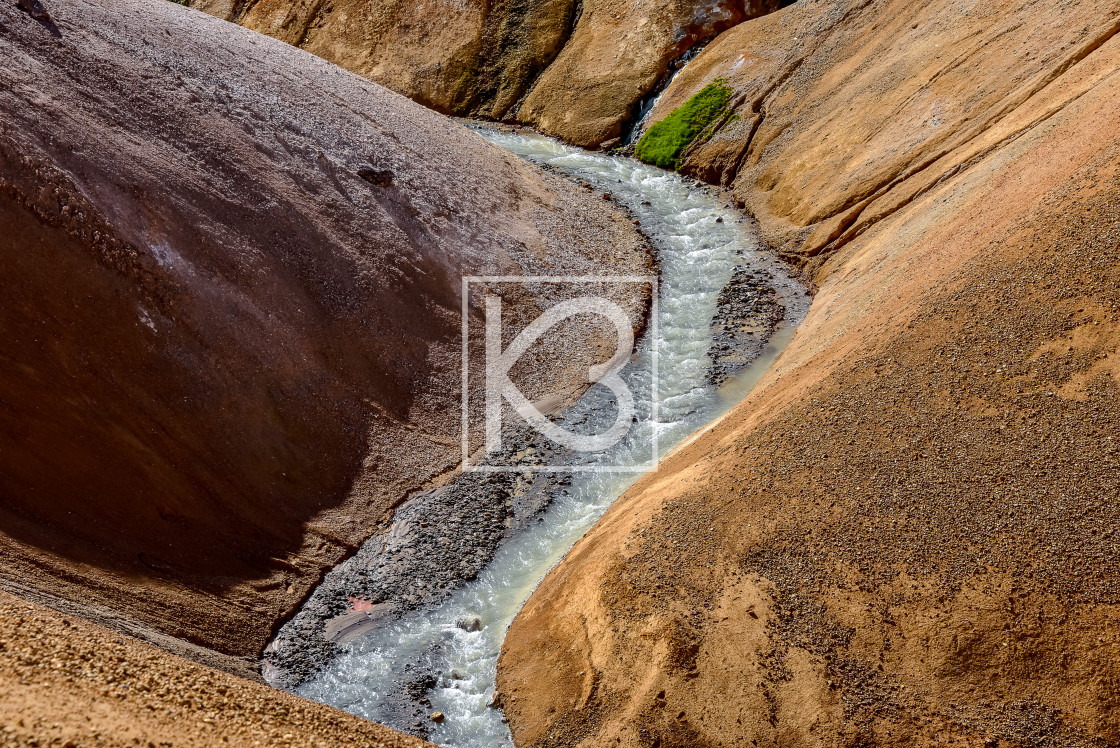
[294,128,807,747]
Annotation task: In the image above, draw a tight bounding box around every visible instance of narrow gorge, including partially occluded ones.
[1,0,1118,747]
[272,127,809,745]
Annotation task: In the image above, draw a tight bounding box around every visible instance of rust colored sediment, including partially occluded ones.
[0,590,432,747]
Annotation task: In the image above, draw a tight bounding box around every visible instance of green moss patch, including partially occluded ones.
[635,79,733,170]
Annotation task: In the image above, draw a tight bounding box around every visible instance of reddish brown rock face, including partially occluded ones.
[189,0,784,147]
[649,0,1120,265]
[0,0,649,669]
[498,0,1120,746]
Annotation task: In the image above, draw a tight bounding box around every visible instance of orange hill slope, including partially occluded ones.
[498,0,1120,746]
[0,0,648,674]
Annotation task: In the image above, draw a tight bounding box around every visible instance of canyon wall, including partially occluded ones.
[498,0,1120,745]
[188,0,786,147]
[0,0,649,679]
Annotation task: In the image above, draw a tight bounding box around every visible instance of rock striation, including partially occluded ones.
[189,0,786,147]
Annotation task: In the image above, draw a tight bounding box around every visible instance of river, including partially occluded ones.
[285,128,808,747]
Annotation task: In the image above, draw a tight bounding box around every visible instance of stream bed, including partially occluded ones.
[278,128,809,747]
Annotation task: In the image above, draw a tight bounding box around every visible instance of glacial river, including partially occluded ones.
[292,128,808,747]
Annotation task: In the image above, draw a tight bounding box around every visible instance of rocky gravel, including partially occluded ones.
[0,591,429,748]
[263,420,604,739]
[707,265,785,386]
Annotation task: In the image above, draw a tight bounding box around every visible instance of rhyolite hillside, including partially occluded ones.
[0,590,431,747]
[0,0,649,681]
[498,0,1120,745]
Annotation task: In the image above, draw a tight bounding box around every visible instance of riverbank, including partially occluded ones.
[0,0,652,672]
[262,126,664,705]
[0,2,652,746]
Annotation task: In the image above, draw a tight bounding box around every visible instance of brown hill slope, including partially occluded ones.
[0,0,649,675]
[0,590,430,748]
[498,0,1120,746]
[189,0,785,147]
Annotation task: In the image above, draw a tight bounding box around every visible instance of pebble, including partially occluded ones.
[455,616,482,632]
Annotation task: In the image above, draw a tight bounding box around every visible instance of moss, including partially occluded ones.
[635,79,733,170]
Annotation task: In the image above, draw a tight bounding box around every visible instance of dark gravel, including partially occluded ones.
[707,265,786,386]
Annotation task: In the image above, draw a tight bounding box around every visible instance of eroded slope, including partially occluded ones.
[0,0,649,674]
[0,590,432,748]
[498,1,1120,745]
[190,0,786,147]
